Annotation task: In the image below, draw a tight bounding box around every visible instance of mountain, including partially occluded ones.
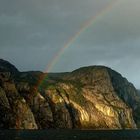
[0,59,140,129]
[0,59,19,75]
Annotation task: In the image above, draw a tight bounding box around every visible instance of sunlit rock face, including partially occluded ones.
[0,60,140,129]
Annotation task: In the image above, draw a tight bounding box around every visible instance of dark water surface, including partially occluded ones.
[0,130,140,140]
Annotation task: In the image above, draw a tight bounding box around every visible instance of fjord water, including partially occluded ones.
[0,130,140,140]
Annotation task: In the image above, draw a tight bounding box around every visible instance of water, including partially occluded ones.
[0,130,140,140]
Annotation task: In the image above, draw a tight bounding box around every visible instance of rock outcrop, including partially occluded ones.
[0,60,140,129]
[0,71,37,129]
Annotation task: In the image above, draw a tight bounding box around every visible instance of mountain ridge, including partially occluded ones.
[0,59,140,129]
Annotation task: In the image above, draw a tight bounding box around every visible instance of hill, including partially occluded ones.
[0,59,140,129]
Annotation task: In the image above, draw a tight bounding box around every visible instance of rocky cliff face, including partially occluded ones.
[0,60,140,129]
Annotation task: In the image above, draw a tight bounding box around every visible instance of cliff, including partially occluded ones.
[0,60,140,129]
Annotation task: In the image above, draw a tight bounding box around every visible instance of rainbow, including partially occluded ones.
[37,0,120,90]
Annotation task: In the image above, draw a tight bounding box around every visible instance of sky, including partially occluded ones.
[0,0,140,88]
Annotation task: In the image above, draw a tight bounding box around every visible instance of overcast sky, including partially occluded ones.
[0,0,140,88]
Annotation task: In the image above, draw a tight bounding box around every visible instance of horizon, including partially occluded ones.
[0,0,140,88]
